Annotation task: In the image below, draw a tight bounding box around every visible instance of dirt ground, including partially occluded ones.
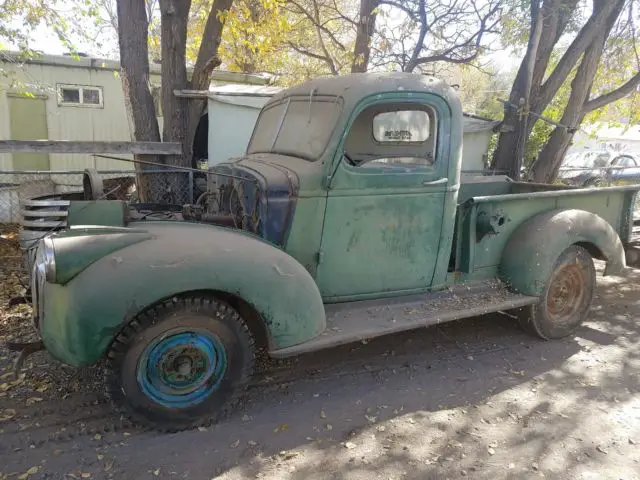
[1,226,638,480]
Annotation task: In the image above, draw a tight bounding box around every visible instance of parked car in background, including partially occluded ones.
[558,150,640,187]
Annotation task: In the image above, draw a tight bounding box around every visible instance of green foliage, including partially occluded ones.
[0,1,100,93]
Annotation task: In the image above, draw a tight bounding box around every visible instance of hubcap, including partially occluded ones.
[546,264,585,322]
[137,330,227,409]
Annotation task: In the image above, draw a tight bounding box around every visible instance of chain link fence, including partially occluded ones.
[0,168,204,223]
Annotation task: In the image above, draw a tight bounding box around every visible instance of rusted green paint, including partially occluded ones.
[283,196,327,278]
[499,208,626,295]
[40,222,326,366]
[67,201,127,227]
[53,227,152,284]
[315,92,462,299]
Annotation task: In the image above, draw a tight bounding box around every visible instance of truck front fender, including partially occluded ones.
[40,222,326,366]
[499,208,626,296]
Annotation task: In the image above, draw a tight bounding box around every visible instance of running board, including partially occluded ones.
[270,281,538,358]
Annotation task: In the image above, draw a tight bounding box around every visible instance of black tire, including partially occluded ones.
[105,295,254,432]
[517,245,595,340]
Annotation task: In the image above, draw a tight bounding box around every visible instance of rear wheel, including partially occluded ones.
[105,295,254,431]
[517,245,595,340]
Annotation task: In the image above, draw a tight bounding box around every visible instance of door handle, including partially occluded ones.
[423,178,448,186]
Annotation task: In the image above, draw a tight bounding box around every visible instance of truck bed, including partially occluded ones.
[450,175,640,279]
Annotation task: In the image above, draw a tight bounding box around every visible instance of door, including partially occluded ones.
[315,96,452,300]
[610,154,640,185]
[9,95,50,170]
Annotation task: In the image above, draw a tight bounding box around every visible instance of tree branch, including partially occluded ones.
[287,0,347,51]
[583,71,640,112]
[534,0,625,112]
[191,0,233,90]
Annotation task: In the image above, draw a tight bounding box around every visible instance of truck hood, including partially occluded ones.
[212,153,301,246]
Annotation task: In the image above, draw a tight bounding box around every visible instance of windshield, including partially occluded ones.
[247,95,343,161]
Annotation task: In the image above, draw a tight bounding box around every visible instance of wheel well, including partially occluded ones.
[131,290,272,353]
[574,241,605,261]
[210,290,271,352]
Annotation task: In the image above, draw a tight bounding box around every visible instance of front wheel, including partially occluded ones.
[105,296,255,431]
[517,245,595,340]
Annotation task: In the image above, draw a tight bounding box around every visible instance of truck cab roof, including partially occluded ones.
[265,72,462,113]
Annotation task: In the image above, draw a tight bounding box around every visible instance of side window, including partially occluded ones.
[344,104,437,168]
[614,155,636,168]
[57,84,103,108]
[373,110,430,143]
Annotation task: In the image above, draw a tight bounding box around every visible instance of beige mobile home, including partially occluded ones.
[0,51,269,173]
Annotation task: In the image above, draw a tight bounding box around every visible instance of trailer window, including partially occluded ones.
[57,84,103,108]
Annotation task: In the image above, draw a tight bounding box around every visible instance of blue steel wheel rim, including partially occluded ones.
[136,330,228,409]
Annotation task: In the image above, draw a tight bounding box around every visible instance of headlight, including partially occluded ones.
[42,236,57,283]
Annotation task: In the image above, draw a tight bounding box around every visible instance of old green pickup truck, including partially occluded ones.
[22,73,640,431]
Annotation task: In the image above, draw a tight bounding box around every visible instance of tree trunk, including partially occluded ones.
[492,0,578,176]
[185,0,234,175]
[530,0,625,183]
[157,0,191,203]
[351,0,378,73]
[157,0,233,204]
[491,0,621,177]
[116,0,162,202]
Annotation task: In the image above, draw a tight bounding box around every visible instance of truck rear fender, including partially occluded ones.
[499,209,626,296]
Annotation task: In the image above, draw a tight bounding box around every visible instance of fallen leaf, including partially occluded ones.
[230,440,240,449]
[93,434,102,441]
[278,451,299,460]
[326,424,333,431]
[320,410,327,419]
[17,466,39,480]
[97,455,104,461]
[25,397,43,406]
[153,469,160,476]
[0,409,16,422]
[81,474,91,479]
